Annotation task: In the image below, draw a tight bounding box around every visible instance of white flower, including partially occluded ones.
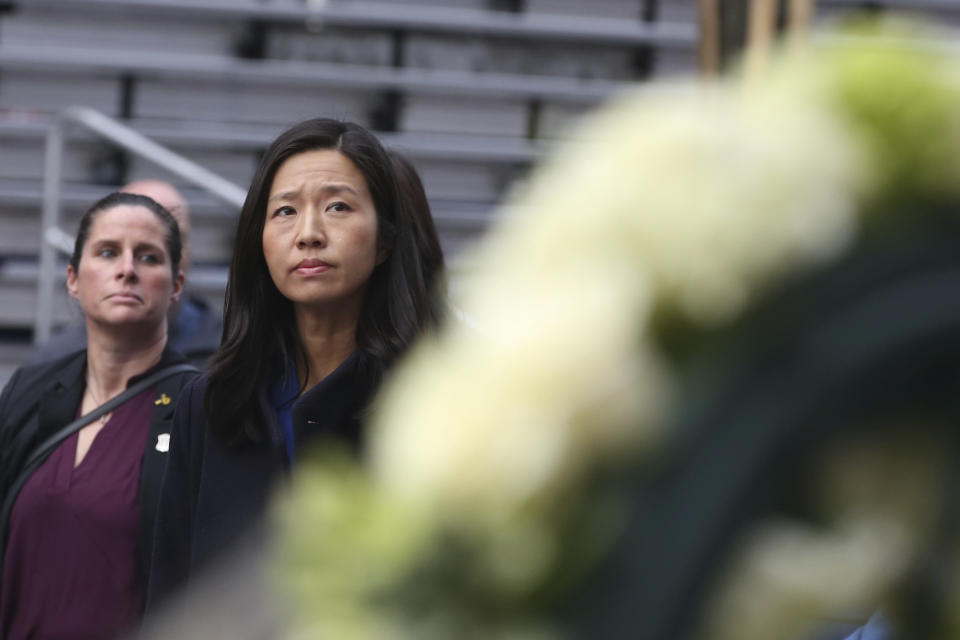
[699,515,912,640]
[370,50,869,517]
[371,265,668,512]
[498,67,867,327]
[281,26,960,640]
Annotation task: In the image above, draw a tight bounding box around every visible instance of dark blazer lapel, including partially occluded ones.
[35,352,86,443]
[291,350,373,452]
[257,383,288,453]
[136,372,188,586]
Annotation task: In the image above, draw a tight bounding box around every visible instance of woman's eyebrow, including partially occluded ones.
[269,183,361,203]
[90,236,162,249]
[89,238,119,249]
[134,241,165,253]
[318,183,360,197]
[268,189,301,203]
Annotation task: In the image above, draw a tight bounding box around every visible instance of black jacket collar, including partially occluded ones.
[36,351,87,441]
[289,350,378,453]
[36,348,187,440]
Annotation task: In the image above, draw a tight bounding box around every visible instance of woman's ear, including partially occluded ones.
[66,264,80,300]
[171,269,185,304]
[376,246,390,266]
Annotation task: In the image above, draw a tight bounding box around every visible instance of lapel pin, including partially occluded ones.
[155,393,172,406]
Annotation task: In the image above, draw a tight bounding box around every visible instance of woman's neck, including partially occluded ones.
[295,303,360,390]
[85,322,168,396]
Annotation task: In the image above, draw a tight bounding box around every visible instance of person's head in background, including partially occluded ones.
[67,191,184,344]
[207,118,441,445]
[120,180,191,277]
[22,180,209,368]
[389,150,446,325]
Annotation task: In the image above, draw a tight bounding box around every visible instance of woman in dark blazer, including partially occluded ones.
[147,119,444,609]
[0,192,198,639]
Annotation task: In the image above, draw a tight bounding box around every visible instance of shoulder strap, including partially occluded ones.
[0,362,199,585]
[23,363,199,470]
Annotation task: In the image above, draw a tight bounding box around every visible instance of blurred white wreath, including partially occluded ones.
[273,19,960,640]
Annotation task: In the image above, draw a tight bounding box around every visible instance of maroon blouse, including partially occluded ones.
[1,386,156,640]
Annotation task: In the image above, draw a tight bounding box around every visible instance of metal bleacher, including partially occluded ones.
[3,0,958,387]
[0,0,696,383]
[1,0,957,387]
[0,0,704,384]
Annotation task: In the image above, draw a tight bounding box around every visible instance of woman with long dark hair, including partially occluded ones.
[0,193,196,638]
[389,150,447,324]
[147,118,443,606]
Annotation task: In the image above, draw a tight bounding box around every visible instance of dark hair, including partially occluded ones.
[389,151,447,323]
[71,191,182,277]
[206,118,443,446]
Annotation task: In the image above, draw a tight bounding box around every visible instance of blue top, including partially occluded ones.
[270,363,300,466]
[843,612,895,640]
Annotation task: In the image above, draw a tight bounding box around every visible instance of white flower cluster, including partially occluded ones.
[279,24,960,640]
[369,51,870,516]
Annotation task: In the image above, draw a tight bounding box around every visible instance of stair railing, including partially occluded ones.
[36,105,247,343]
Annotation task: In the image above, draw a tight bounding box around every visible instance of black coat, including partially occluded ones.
[146,350,378,611]
[0,348,198,604]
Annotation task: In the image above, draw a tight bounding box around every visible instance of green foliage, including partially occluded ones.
[825,22,960,215]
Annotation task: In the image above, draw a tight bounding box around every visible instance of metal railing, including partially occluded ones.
[35,106,247,343]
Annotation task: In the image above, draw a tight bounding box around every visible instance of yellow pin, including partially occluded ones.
[155,393,172,406]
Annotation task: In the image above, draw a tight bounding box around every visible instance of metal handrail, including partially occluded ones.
[35,105,247,343]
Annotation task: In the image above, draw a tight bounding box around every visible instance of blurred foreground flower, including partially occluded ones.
[276,20,960,640]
